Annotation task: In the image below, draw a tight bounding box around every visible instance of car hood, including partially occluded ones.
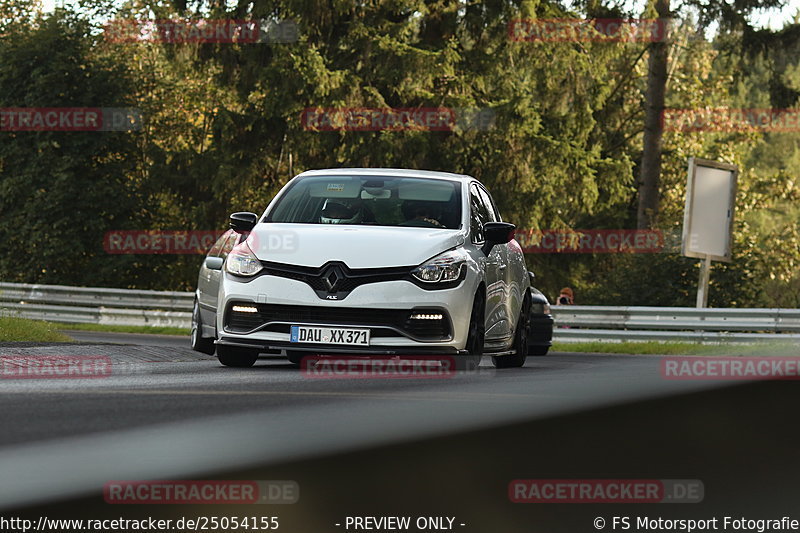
[246,223,466,268]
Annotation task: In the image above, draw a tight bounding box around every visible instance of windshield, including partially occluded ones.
[265,175,462,229]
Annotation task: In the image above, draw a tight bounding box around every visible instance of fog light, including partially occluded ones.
[410,313,444,320]
[232,305,258,313]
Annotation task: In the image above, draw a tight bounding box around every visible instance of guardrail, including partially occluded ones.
[1,282,799,343]
[550,306,800,343]
[0,282,193,329]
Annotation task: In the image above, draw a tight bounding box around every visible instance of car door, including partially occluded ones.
[477,185,514,339]
[470,184,509,341]
[475,184,512,340]
[198,230,234,325]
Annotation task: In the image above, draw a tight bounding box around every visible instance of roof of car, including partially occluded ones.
[295,168,475,182]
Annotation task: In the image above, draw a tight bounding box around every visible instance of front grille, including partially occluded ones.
[260,261,412,300]
[225,303,450,340]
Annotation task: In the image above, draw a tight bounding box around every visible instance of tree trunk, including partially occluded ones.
[637,0,670,229]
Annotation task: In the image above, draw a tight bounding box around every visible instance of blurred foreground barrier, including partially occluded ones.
[1,282,799,342]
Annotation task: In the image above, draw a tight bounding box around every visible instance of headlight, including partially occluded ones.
[411,249,467,284]
[225,241,263,276]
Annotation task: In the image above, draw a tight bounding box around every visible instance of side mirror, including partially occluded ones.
[205,256,224,270]
[481,222,516,255]
[230,212,258,233]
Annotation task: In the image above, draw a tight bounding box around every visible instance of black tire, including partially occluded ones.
[457,292,485,371]
[492,296,530,369]
[217,345,259,368]
[190,300,216,355]
[529,345,550,356]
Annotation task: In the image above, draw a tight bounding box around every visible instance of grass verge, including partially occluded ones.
[0,316,188,340]
[0,316,73,342]
[53,322,189,336]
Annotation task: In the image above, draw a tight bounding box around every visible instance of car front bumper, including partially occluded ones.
[216,274,480,354]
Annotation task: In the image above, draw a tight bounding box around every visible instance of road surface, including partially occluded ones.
[1,330,798,531]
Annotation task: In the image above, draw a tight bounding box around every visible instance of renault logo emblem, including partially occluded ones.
[321,265,344,292]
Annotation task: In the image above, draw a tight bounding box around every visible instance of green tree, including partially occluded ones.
[0,9,142,286]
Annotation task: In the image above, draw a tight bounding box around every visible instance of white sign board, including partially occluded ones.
[682,158,738,263]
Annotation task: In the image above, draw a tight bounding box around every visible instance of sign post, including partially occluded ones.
[695,256,712,308]
[681,158,739,308]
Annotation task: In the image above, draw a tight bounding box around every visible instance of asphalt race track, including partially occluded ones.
[2,331,799,532]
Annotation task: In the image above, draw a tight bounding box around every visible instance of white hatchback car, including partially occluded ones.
[191,168,552,369]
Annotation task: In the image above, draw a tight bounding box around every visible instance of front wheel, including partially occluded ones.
[217,345,259,368]
[190,300,216,355]
[456,292,485,371]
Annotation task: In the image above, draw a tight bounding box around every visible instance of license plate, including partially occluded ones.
[290,325,370,346]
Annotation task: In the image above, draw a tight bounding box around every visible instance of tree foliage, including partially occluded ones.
[0,0,798,305]
[0,10,143,286]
